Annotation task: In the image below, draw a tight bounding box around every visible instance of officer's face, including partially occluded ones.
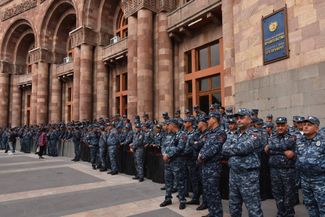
[183,121,191,129]
[297,122,305,131]
[303,122,318,137]
[207,117,218,129]
[266,127,273,134]
[228,122,237,131]
[237,115,251,128]
[276,123,288,135]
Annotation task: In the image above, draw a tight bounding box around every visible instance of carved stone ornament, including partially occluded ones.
[0,0,12,7]
[69,26,97,48]
[1,0,37,21]
[28,47,52,64]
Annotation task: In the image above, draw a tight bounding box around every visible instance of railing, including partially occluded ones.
[17,73,32,86]
[167,0,221,31]
[102,37,128,61]
[57,61,73,77]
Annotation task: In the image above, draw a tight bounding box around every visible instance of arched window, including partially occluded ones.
[115,9,128,39]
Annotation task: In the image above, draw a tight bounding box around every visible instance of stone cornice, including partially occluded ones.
[0,0,12,7]
[1,0,37,22]
[69,26,97,48]
[158,0,177,13]
[122,0,177,18]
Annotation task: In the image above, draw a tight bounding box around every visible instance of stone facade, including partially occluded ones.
[0,0,324,127]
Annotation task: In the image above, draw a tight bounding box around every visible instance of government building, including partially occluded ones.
[0,0,324,128]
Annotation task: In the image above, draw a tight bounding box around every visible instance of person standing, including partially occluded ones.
[296,116,325,217]
[264,117,297,217]
[106,122,120,175]
[183,116,201,205]
[130,123,145,182]
[198,112,226,217]
[72,126,82,161]
[222,108,264,217]
[160,119,187,210]
[38,129,47,159]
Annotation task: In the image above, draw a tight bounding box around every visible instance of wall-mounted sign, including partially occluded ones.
[262,7,289,65]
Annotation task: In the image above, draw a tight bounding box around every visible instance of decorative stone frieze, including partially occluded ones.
[122,0,157,17]
[0,0,12,7]
[69,26,97,48]
[28,47,52,64]
[158,0,177,13]
[1,0,37,21]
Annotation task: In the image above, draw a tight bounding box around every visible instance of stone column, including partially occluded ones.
[222,0,235,106]
[36,62,49,124]
[137,9,153,118]
[0,73,10,127]
[79,44,93,121]
[157,12,173,118]
[49,64,61,123]
[73,47,80,121]
[127,15,138,119]
[30,63,38,125]
[11,75,21,127]
[96,60,108,118]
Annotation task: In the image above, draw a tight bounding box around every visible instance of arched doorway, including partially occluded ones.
[41,0,77,123]
[1,19,36,127]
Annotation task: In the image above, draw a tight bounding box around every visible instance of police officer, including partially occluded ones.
[153,124,164,149]
[183,116,201,205]
[130,123,145,182]
[162,112,170,121]
[222,108,264,217]
[72,126,82,161]
[227,116,237,135]
[87,126,100,170]
[194,116,209,211]
[106,122,120,175]
[198,112,226,217]
[265,114,273,123]
[143,113,153,130]
[174,109,184,129]
[296,116,325,217]
[265,122,274,138]
[264,117,296,217]
[98,126,108,171]
[160,119,187,210]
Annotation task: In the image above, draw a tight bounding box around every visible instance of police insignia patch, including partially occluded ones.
[316,141,321,146]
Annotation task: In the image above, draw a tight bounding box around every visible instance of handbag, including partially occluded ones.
[36,146,40,154]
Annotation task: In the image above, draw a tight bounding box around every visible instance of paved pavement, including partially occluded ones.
[0,151,309,217]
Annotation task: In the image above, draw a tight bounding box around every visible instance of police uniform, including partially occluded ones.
[268,117,296,217]
[296,116,325,217]
[198,112,226,217]
[160,119,187,210]
[183,117,201,204]
[131,124,145,181]
[222,108,264,217]
[87,126,100,169]
[106,123,120,174]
